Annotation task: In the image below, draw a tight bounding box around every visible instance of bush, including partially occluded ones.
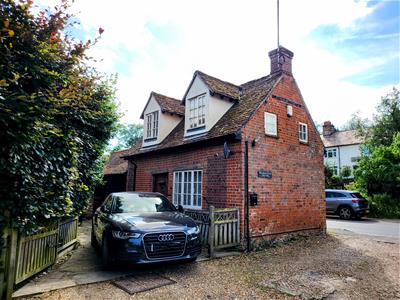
[368,194,400,219]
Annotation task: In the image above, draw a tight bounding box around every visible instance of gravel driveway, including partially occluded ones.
[25,232,399,300]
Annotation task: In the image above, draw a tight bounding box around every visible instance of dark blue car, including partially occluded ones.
[92,192,202,267]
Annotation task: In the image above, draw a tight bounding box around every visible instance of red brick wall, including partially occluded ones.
[242,74,326,239]
[130,140,243,211]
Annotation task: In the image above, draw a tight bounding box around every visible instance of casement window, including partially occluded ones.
[188,94,206,129]
[299,122,308,143]
[264,112,277,136]
[145,111,159,139]
[324,148,337,158]
[328,165,339,176]
[173,170,202,209]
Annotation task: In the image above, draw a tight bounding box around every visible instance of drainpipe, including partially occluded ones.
[244,141,250,252]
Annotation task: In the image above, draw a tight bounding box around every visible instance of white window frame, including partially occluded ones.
[145,111,159,139]
[264,112,277,136]
[173,170,202,209]
[325,148,337,158]
[299,122,308,143]
[188,94,206,129]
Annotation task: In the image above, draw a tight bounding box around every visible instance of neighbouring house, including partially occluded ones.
[121,46,326,246]
[320,121,364,177]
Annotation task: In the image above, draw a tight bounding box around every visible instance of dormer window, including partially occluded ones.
[188,94,206,129]
[146,111,159,139]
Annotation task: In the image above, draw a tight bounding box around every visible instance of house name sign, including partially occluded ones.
[257,170,272,179]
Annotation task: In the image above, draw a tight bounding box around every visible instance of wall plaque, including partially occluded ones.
[257,170,272,179]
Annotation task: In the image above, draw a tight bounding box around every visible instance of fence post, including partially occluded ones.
[236,207,240,244]
[208,206,215,258]
[5,228,18,300]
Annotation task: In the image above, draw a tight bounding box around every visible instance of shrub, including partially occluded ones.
[368,194,400,219]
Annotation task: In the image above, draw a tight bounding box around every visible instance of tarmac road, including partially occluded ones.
[327,217,400,240]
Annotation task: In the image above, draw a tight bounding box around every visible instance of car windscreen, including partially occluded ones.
[112,194,177,213]
[350,193,366,200]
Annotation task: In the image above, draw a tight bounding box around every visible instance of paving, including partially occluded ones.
[12,221,219,298]
[12,221,138,298]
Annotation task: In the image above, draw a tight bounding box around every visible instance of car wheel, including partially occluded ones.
[338,207,353,220]
[101,235,113,269]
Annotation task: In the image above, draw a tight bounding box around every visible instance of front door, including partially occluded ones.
[153,173,168,196]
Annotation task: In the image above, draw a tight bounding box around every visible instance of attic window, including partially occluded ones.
[146,111,159,139]
[299,122,308,143]
[188,94,206,129]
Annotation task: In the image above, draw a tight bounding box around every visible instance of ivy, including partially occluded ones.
[0,0,119,234]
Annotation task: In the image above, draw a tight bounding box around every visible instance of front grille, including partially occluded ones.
[143,232,186,259]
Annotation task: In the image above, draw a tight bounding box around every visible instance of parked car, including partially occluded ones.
[92,192,202,267]
[325,189,369,220]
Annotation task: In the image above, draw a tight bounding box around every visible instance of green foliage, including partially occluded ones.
[340,165,352,178]
[368,87,400,148]
[112,123,143,151]
[0,0,119,233]
[354,133,400,199]
[368,193,400,219]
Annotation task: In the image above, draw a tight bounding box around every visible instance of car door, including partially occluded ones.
[325,192,335,213]
[95,195,113,244]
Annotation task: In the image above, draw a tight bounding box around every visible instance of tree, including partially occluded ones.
[354,133,400,199]
[340,111,371,138]
[0,0,119,233]
[112,123,143,151]
[368,87,400,148]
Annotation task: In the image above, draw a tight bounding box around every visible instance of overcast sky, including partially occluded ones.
[42,0,399,128]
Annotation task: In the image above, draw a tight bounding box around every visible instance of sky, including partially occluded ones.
[41,0,399,128]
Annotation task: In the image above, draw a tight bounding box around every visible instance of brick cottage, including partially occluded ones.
[121,46,326,246]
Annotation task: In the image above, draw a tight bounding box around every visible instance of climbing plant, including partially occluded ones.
[0,0,119,233]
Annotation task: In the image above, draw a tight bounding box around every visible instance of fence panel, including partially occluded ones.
[184,209,209,245]
[14,229,58,284]
[57,218,78,253]
[184,206,240,255]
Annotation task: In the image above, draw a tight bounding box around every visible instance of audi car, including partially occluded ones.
[92,192,202,267]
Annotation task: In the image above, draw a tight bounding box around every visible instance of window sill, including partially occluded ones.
[144,137,157,142]
[299,140,308,145]
[187,125,206,133]
[265,133,279,139]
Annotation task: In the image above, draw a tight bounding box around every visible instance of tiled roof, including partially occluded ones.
[124,72,281,158]
[195,71,241,100]
[140,92,184,118]
[153,92,184,116]
[103,149,130,175]
[321,130,363,147]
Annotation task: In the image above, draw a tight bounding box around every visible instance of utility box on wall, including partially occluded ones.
[249,192,258,206]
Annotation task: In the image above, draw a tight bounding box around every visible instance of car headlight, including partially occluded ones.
[112,230,141,239]
[187,226,200,235]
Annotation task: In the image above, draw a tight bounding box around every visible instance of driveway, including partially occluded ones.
[327,217,400,240]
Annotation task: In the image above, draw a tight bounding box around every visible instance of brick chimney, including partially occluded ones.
[322,121,336,136]
[268,46,294,75]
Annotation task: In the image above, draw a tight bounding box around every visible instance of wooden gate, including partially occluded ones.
[185,206,240,257]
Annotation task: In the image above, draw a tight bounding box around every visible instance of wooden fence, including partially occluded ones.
[1,217,78,299]
[185,206,240,257]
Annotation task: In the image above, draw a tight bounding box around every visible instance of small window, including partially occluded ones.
[265,112,277,136]
[299,122,308,143]
[145,111,159,139]
[325,148,337,158]
[188,94,206,129]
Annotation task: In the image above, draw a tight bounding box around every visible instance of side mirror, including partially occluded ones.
[100,206,109,213]
[177,205,184,213]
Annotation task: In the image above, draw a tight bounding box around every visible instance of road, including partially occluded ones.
[327,217,400,240]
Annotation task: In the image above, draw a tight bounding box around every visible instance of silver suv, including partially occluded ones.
[325,189,370,220]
